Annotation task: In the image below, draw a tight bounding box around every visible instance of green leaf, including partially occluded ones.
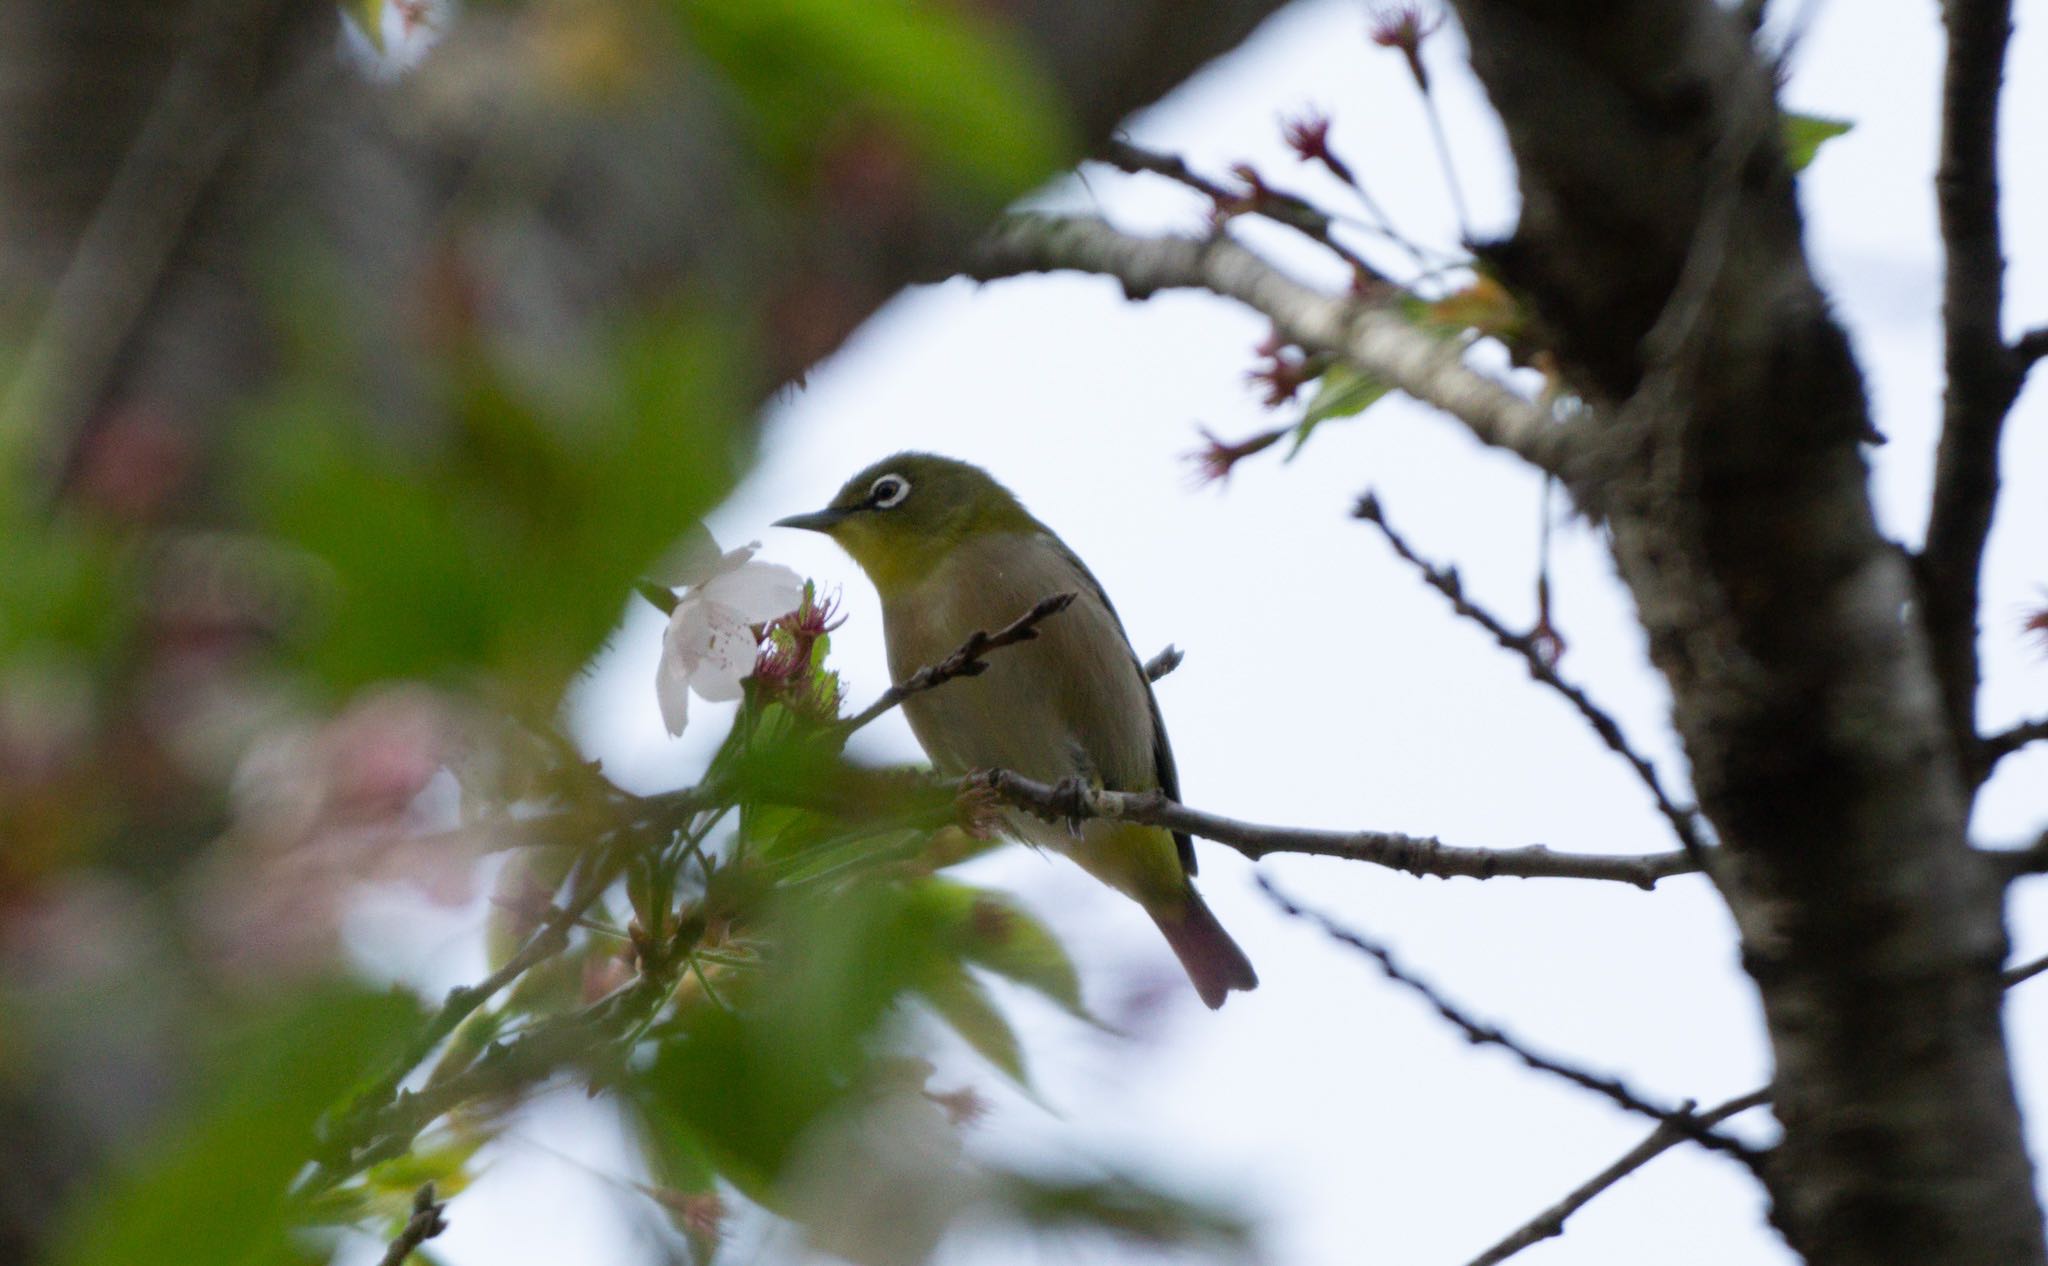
[44,985,420,1266]
[240,308,751,707]
[1287,364,1390,458]
[909,880,1089,1019]
[990,1169,1251,1252]
[1782,111,1852,173]
[343,0,386,51]
[917,962,1027,1084]
[640,885,930,1196]
[676,0,1074,201]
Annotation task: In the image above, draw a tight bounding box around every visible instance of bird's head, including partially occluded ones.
[774,452,1040,592]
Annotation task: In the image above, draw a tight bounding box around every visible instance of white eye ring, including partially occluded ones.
[869,474,910,508]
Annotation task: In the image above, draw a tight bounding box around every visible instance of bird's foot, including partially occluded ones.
[1049,775,1093,839]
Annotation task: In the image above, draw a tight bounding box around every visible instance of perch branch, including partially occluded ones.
[982,770,1694,888]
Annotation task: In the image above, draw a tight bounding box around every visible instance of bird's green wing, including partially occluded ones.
[1046,536,1197,877]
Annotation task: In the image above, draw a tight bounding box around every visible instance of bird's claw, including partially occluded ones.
[1049,775,1091,838]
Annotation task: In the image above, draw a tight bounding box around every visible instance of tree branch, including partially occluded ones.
[1920,0,2021,752]
[1464,1087,1773,1266]
[981,769,1694,887]
[1261,877,1762,1166]
[833,593,1076,739]
[1447,0,2040,1254]
[1354,492,1714,867]
[1992,829,2048,882]
[967,214,1576,474]
[1981,714,2048,777]
[1469,942,2048,1265]
[1099,139,1391,285]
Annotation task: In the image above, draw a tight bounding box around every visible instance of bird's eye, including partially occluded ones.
[869,474,910,509]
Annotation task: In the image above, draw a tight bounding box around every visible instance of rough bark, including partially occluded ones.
[1445,1,2041,1261]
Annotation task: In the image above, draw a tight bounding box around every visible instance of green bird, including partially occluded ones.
[775,453,1257,1008]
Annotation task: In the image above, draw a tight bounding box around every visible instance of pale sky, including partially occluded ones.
[345,2,2048,1263]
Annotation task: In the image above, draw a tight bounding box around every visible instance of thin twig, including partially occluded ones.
[317,780,724,1182]
[2013,326,2048,366]
[1101,139,1395,286]
[833,593,1076,739]
[983,770,1693,887]
[376,1183,450,1266]
[1261,877,1764,1167]
[1464,1088,1772,1266]
[1415,82,1471,242]
[1353,492,1713,867]
[1470,944,2048,1264]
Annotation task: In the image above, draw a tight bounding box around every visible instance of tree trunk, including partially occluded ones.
[1446,1,2043,1260]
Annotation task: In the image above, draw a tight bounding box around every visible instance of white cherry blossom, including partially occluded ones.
[653,535,803,736]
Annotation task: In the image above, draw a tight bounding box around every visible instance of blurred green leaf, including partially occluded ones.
[991,1169,1251,1252]
[641,885,927,1196]
[916,961,1026,1084]
[677,0,1074,200]
[910,881,1088,1020]
[44,985,420,1266]
[1287,364,1390,459]
[241,311,751,706]
[1782,111,1852,173]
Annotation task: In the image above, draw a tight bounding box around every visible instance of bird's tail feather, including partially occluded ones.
[1152,887,1258,1009]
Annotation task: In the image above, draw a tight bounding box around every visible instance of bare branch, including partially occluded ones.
[1921,0,2022,752]
[2014,326,2048,367]
[1471,944,2048,1265]
[1354,492,1714,868]
[1465,1088,1773,1266]
[1981,714,2048,776]
[1992,829,2048,882]
[1260,877,1763,1167]
[982,770,1694,887]
[968,214,1577,474]
[2005,951,2048,988]
[376,1183,450,1266]
[834,593,1076,739]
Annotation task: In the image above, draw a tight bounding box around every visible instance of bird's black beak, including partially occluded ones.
[772,506,850,534]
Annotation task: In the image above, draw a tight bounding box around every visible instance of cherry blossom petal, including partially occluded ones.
[654,522,726,589]
[704,561,803,625]
[657,600,718,735]
[690,605,761,702]
[701,540,765,586]
[655,640,694,735]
